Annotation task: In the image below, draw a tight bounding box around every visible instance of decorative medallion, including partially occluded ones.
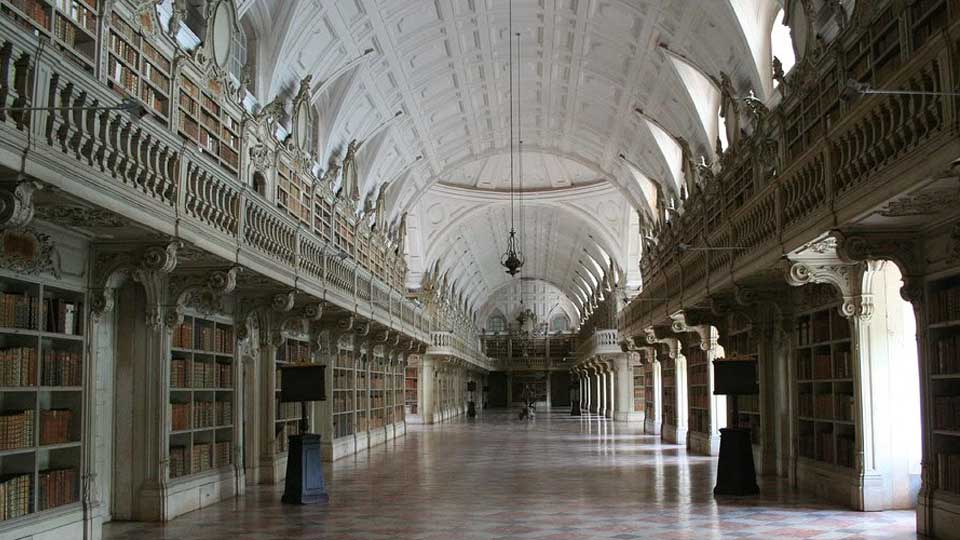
[0,229,59,277]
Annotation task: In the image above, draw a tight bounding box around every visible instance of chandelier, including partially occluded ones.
[500,0,525,276]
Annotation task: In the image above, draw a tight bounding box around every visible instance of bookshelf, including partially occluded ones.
[725,318,761,446]
[405,365,417,414]
[633,366,645,413]
[644,362,655,421]
[928,274,960,494]
[107,12,172,121]
[686,343,709,435]
[390,359,404,424]
[176,74,241,175]
[356,349,368,433]
[368,353,385,431]
[795,303,855,469]
[1,0,98,72]
[662,356,676,428]
[0,274,84,524]
[273,336,311,455]
[168,315,235,480]
[276,160,313,225]
[332,345,355,440]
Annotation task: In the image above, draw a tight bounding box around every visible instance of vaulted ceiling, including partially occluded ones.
[238,0,783,321]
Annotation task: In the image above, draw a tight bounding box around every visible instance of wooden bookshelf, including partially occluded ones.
[928,273,960,494]
[390,358,403,424]
[0,274,84,524]
[332,344,355,440]
[356,348,369,433]
[176,74,240,175]
[107,12,172,121]
[662,356,676,427]
[633,366,645,413]
[273,336,311,455]
[644,362,655,421]
[405,366,418,414]
[686,342,709,435]
[276,160,312,225]
[168,314,235,479]
[795,302,855,468]
[725,317,761,446]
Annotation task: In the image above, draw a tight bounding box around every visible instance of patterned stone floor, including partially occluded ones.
[103,410,920,539]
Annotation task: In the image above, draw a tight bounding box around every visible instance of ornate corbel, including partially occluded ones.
[164,266,242,328]
[644,325,679,359]
[784,233,879,320]
[0,179,42,229]
[90,241,182,322]
[670,311,716,351]
[272,290,296,312]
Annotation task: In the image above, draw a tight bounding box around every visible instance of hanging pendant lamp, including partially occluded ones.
[500,1,524,276]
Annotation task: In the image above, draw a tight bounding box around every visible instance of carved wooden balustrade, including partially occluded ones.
[623,3,960,335]
[0,16,432,342]
[427,331,494,371]
[574,328,622,361]
[481,333,577,371]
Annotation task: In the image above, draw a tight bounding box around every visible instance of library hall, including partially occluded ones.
[0,0,956,538]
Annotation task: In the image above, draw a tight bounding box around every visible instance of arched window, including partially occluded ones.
[230,25,248,83]
[771,9,797,87]
[487,314,507,334]
[550,314,570,333]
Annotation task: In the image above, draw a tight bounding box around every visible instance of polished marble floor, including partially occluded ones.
[103,410,919,539]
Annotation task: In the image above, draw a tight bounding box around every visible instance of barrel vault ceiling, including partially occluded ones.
[238,0,779,319]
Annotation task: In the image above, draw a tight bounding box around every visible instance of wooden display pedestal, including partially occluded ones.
[713,427,759,496]
[281,434,329,505]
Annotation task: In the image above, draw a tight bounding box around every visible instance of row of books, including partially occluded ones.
[198,327,234,354]
[170,445,188,478]
[214,441,231,467]
[39,409,72,445]
[688,387,709,409]
[276,400,299,421]
[0,292,39,330]
[333,415,354,439]
[331,393,354,414]
[170,402,191,431]
[191,361,232,388]
[938,453,960,493]
[688,364,708,386]
[4,0,49,29]
[0,410,33,449]
[108,57,139,94]
[36,467,77,511]
[172,322,194,349]
[54,14,96,61]
[689,409,709,433]
[933,334,960,375]
[931,285,960,324]
[54,0,95,33]
[798,316,832,345]
[934,395,960,430]
[193,401,232,428]
[797,354,833,380]
[835,394,855,421]
[41,350,81,386]
[278,341,311,363]
[109,32,138,65]
[837,435,856,467]
[0,474,31,521]
[335,354,354,368]
[0,347,36,386]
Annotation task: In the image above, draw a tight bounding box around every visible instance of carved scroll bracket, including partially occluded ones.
[669,311,717,351]
[90,241,182,325]
[784,233,877,321]
[835,230,925,305]
[0,179,42,230]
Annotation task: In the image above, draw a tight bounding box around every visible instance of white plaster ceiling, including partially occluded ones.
[440,150,602,191]
[240,0,779,316]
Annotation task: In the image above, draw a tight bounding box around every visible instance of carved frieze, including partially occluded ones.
[34,205,128,228]
[879,188,960,218]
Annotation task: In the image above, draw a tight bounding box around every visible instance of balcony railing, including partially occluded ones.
[0,16,431,339]
[622,6,960,334]
[575,329,621,359]
[427,331,494,371]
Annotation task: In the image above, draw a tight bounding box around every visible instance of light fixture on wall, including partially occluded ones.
[500,0,524,277]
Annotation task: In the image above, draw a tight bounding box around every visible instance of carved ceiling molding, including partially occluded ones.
[34,205,129,228]
[879,187,960,218]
